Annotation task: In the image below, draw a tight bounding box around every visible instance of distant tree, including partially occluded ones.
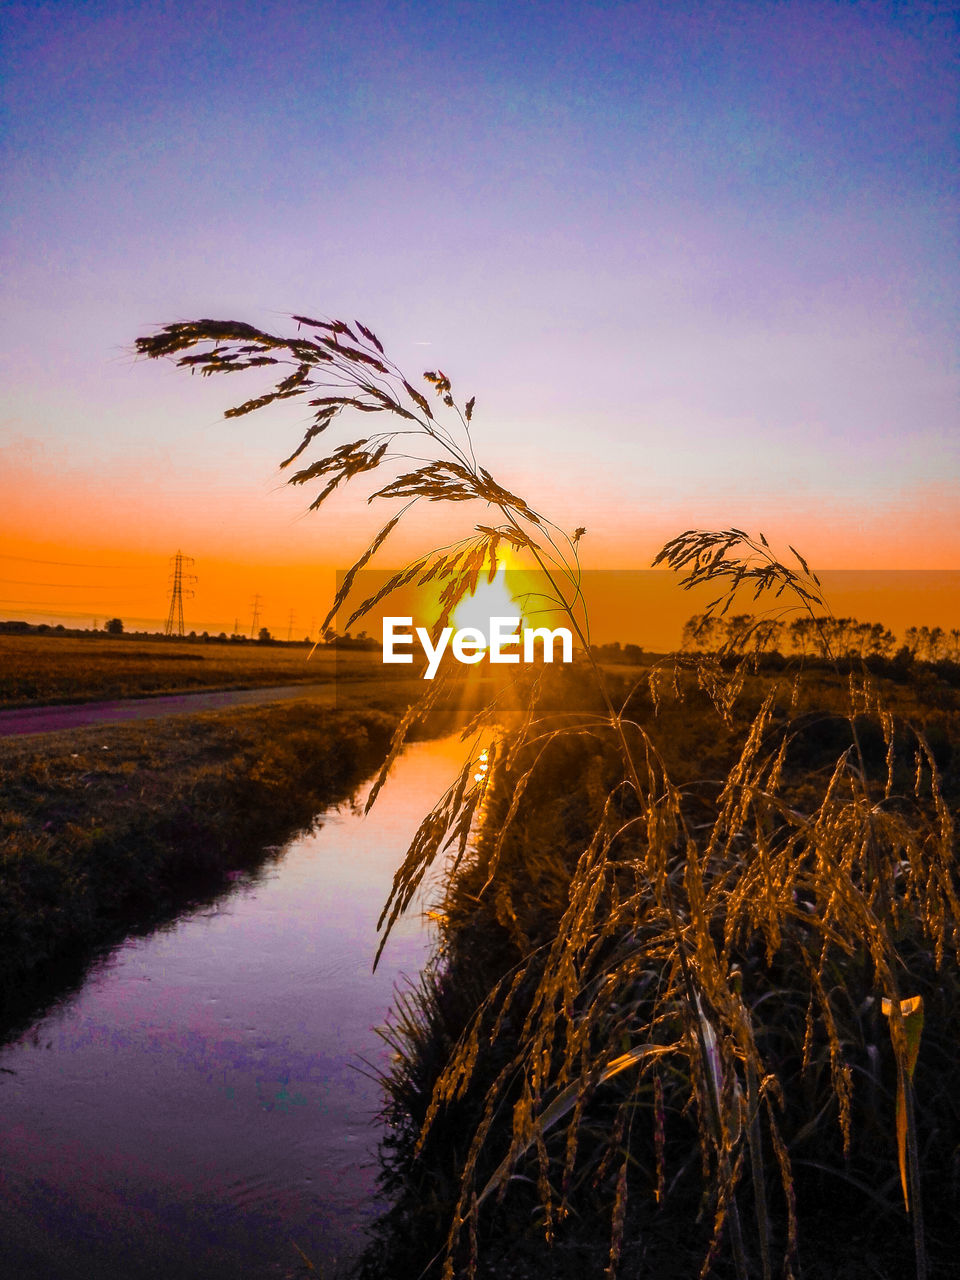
[866,623,896,658]
[830,617,859,654]
[788,616,815,656]
[682,614,720,650]
[105,618,123,634]
[755,619,784,653]
[927,626,945,661]
[722,613,755,653]
[891,644,915,675]
[258,626,272,643]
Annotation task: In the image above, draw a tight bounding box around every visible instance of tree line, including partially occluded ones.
[681,613,960,661]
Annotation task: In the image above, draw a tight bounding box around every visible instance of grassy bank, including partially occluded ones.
[0,698,404,1015]
[362,666,960,1280]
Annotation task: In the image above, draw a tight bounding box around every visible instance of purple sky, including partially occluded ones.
[1,1,957,629]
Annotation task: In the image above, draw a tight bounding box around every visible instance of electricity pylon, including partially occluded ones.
[164,551,196,637]
[250,594,262,639]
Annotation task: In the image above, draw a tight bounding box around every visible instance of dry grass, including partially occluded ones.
[364,666,959,1279]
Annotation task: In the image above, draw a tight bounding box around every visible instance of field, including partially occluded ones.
[0,632,388,708]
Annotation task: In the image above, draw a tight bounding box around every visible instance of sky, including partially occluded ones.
[1,0,957,642]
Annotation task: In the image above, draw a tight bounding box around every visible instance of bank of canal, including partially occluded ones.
[0,735,466,1278]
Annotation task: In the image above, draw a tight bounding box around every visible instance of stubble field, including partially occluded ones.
[0,633,386,708]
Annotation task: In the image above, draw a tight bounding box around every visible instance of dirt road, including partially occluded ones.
[0,683,340,738]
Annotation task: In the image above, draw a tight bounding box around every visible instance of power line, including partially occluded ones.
[0,555,130,569]
[164,550,196,638]
[0,604,164,623]
[0,597,154,608]
[0,579,141,589]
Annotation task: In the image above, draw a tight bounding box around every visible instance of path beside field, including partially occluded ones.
[0,683,341,738]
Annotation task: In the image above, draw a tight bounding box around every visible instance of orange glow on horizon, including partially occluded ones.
[1,441,957,648]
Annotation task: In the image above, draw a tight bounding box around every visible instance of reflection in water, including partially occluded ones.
[0,735,469,1279]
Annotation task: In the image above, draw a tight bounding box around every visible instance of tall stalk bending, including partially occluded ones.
[137,313,957,1280]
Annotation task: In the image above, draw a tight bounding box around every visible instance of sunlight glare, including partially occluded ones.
[452,565,524,649]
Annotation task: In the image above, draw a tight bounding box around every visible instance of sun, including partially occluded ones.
[452,564,524,648]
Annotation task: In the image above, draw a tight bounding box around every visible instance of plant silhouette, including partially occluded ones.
[138,313,958,1280]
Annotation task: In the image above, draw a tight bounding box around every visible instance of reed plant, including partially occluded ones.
[138,315,959,1279]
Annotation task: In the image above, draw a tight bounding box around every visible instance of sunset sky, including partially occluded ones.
[2,1,957,643]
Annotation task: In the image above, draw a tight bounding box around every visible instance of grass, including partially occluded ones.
[363,664,960,1280]
[0,633,391,708]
